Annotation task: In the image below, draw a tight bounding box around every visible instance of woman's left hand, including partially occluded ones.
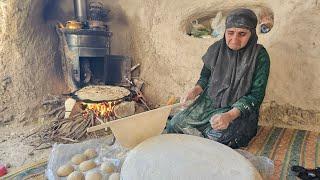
[211,108,241,130]
[211,113,233,130]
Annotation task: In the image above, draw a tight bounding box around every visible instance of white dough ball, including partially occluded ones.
[56,164,74,177]
[71,154,87,165]
[79,160,96,172]
[84,148,98,159]
[67,171,84,180]
[101,162,115,173]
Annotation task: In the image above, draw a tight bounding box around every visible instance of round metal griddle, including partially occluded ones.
[70,85,131,103]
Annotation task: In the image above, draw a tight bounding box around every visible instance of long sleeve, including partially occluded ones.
[231,47,270,117]
[196,65,211,90]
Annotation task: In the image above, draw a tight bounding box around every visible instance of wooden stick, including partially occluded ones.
[87,121,113,132]
[130,63,140,72]
[29,142,44,155]
[59,137,79,143]
[22,128,41,140]
[43,106,64,117]
[96,117,104,124]
[35,144,52,150]
[55,110,64,119]
[42,99,62,105]
[0,107,7,113]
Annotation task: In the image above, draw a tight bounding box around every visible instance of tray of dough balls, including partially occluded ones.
[46,138,129,180]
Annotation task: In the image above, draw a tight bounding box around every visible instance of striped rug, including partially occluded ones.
[244,126,320,180]
[1,159,47,179]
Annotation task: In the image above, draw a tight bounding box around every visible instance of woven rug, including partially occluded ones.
[244,126,320,180]
[1,127,319,180]
[1,159,47,180]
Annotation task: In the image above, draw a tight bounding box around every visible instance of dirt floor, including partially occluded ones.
[0,122,51,173]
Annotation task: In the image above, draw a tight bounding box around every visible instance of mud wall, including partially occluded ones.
[0,0,66,123]
[114,0,320,131]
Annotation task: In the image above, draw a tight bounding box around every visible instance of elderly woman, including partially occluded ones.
[167,8,270,149]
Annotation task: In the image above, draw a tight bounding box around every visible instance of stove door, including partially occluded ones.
[105,55,131,87]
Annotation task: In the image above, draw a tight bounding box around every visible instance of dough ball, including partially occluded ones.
[79,160,96,172]
[71,154,87,165]
[109,173,120,180]
[84,148,97,159]
[56,164,74,177]
[67,171,84,180]
[101,162,115,173]
[86,172,102,180]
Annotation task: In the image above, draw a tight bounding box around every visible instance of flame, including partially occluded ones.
[83,101,116,120]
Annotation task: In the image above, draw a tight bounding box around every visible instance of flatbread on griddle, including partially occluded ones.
[75,85,130,101]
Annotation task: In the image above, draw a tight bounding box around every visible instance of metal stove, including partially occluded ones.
[60,0,131,90]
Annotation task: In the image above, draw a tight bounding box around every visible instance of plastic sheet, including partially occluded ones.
[236,149,274,179]
[211,11,226,39]
[46,137,129,180]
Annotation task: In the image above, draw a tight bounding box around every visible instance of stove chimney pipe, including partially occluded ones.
[74,0,88,23]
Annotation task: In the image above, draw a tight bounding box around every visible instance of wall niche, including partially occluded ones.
[184,6,274,39]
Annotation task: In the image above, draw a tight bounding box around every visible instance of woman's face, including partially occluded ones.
[225,27,251,50]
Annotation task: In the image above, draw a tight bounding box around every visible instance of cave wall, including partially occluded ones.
[0,0,66,123]
[114,0,320,131]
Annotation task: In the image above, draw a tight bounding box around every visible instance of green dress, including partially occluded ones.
[167,47,270,148]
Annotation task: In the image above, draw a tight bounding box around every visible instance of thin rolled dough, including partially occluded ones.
[121,134,262,180]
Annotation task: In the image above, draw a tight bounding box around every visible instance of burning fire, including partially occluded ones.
[82,101,117,121]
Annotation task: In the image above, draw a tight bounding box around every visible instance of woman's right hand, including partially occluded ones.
[181,85,203,106]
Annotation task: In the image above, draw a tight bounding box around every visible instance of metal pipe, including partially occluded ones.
[74,0,88,22]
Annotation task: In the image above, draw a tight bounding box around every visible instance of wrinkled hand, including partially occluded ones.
[181,85,203,106]
[211,113,234,130]
[211,108,241,130]
[181,90,197,106]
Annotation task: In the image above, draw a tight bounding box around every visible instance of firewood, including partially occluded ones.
[43,106,64,117]
[42,99,62,106]
[59,137,79,143]
[0,107,7,113]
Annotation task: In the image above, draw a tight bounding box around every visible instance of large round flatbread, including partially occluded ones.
[75,85,130,101]
[121,134,262,180]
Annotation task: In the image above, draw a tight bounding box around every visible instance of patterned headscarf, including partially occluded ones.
[225,8,258,29]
